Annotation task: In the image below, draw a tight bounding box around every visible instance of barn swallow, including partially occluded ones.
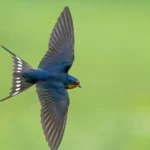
[0,6,81,150]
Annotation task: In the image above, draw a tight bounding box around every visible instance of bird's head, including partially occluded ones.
[66,75,81,89]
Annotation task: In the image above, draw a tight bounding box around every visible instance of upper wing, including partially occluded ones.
[36,81,69,150]
[38,6,74,72]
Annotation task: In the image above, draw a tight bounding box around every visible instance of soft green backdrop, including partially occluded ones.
[0,0,150,150]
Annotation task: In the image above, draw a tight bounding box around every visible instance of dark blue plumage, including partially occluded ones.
[0,6,81,150]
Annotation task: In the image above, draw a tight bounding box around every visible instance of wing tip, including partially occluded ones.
[63,6,71,12]
[64,6,69,9]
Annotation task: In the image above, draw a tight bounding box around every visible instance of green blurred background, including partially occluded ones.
[0,0,150,150]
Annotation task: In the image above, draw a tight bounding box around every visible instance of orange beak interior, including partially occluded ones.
[67,84,78,89]
[67,80,81,89]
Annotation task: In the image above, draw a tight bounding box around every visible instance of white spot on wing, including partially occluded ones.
[18,61,22,64]
[12,91,19,96]
[17,67,22,70]
[16,81,21,83]
[16,88,20,91]
[16,56,21,61]
[16,84,20,87]
[16,77,20,79]
[17,64,22,67]
[17,70,21,73]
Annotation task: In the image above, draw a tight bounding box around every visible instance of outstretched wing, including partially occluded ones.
[38,6,74,72]
[36,81,69,150]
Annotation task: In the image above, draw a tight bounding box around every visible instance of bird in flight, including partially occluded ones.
[0,6,81,150]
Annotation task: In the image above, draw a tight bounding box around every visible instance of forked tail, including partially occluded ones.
[0,45,33,102]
